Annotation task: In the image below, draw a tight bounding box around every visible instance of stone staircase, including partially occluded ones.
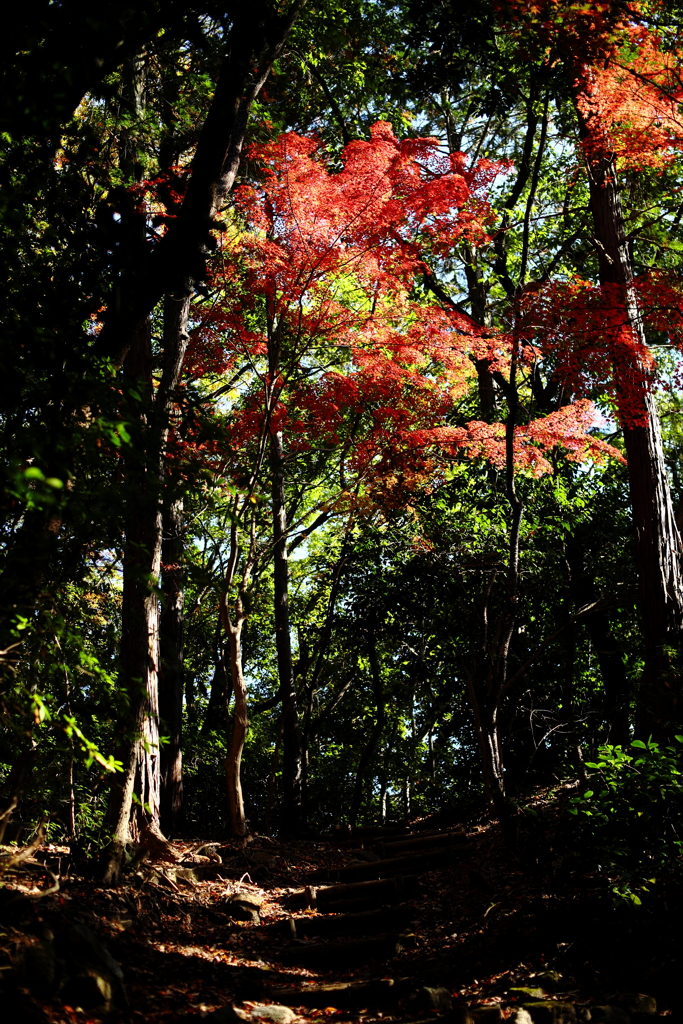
[255,824,470,1012]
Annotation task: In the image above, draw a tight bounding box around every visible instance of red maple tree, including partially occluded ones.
[188,122,620,494]
[176,121,625,831]
[493,0,683,734]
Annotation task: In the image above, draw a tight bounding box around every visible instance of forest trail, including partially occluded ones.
[256,824,470,993]
[0,799,678,1024]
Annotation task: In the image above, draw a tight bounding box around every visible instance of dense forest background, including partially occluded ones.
[2,0,683,900]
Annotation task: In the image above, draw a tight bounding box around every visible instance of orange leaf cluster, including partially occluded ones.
[576,25,683,169]
[515,272,683,426]
[494,0,636,65]
[496,2,683,169]
[374,399,622,481]
[183,123,622,493]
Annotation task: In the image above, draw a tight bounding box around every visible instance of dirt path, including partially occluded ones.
[0,807,679,1024]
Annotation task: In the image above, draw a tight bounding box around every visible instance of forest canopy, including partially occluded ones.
[2,0,683,899]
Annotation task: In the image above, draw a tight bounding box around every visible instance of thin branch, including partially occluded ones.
[519,94,549,289]
[290,47,352,146]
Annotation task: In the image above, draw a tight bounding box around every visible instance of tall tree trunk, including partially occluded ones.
[270,429,302,833]
[105,525,162,879]
[220,502,258,838]
[97,2,305,371]
[103,293,191,883]
[464,349,523,842]
[159,492,184,835]
[566,542,630,744]
[350,632,386,825]
[203,621,231,734]
[225,616,249,837]
[0,5,305,664]
[463,243,496,420]
[575,103,683,737]
[105,307,161,884]
[465,673,509,816]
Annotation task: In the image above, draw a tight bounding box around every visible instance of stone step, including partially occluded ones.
[269,904,414,940]
[307,845,468,884]
[309,873,419,910]
[324,825,411,841]
[372,829,467,859]
[261,976,400,1008]
[268,932,403,967]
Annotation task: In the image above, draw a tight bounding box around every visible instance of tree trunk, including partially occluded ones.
[378,718,398,825]
[463,243,496,420]
[104,311,161,884]
[225,617,249,837]
[463,351,522,842]
[97,2,305,371]
[103,293,191,883]
[350,633,386,825]
[0,6,305,666]
[219,499,258,838]
[203,621,231,734]
[465,674,508,813]
[561,604,589,784]
[270,429,302,832]
[566,542,630,744]
[220,569,249,839]
[159,493,185,835]
[575,103,683,736]
[301,675,314,826]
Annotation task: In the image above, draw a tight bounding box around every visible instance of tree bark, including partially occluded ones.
[350,633,386,825]
[220,510,257,838]
[463,348,523,842]
[103,292,191,883]
[203,621,231,734]
[159,492,185,835]
[0,5,305,662]
[225,615,249,837]
[104,309,161,883]
[270,429,303,832]
[463,243,495,420]
[465,672,509,817]
[96,1,305,371]
[565,541,630,744]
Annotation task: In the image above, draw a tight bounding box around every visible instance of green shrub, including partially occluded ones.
[569,737,683,904]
